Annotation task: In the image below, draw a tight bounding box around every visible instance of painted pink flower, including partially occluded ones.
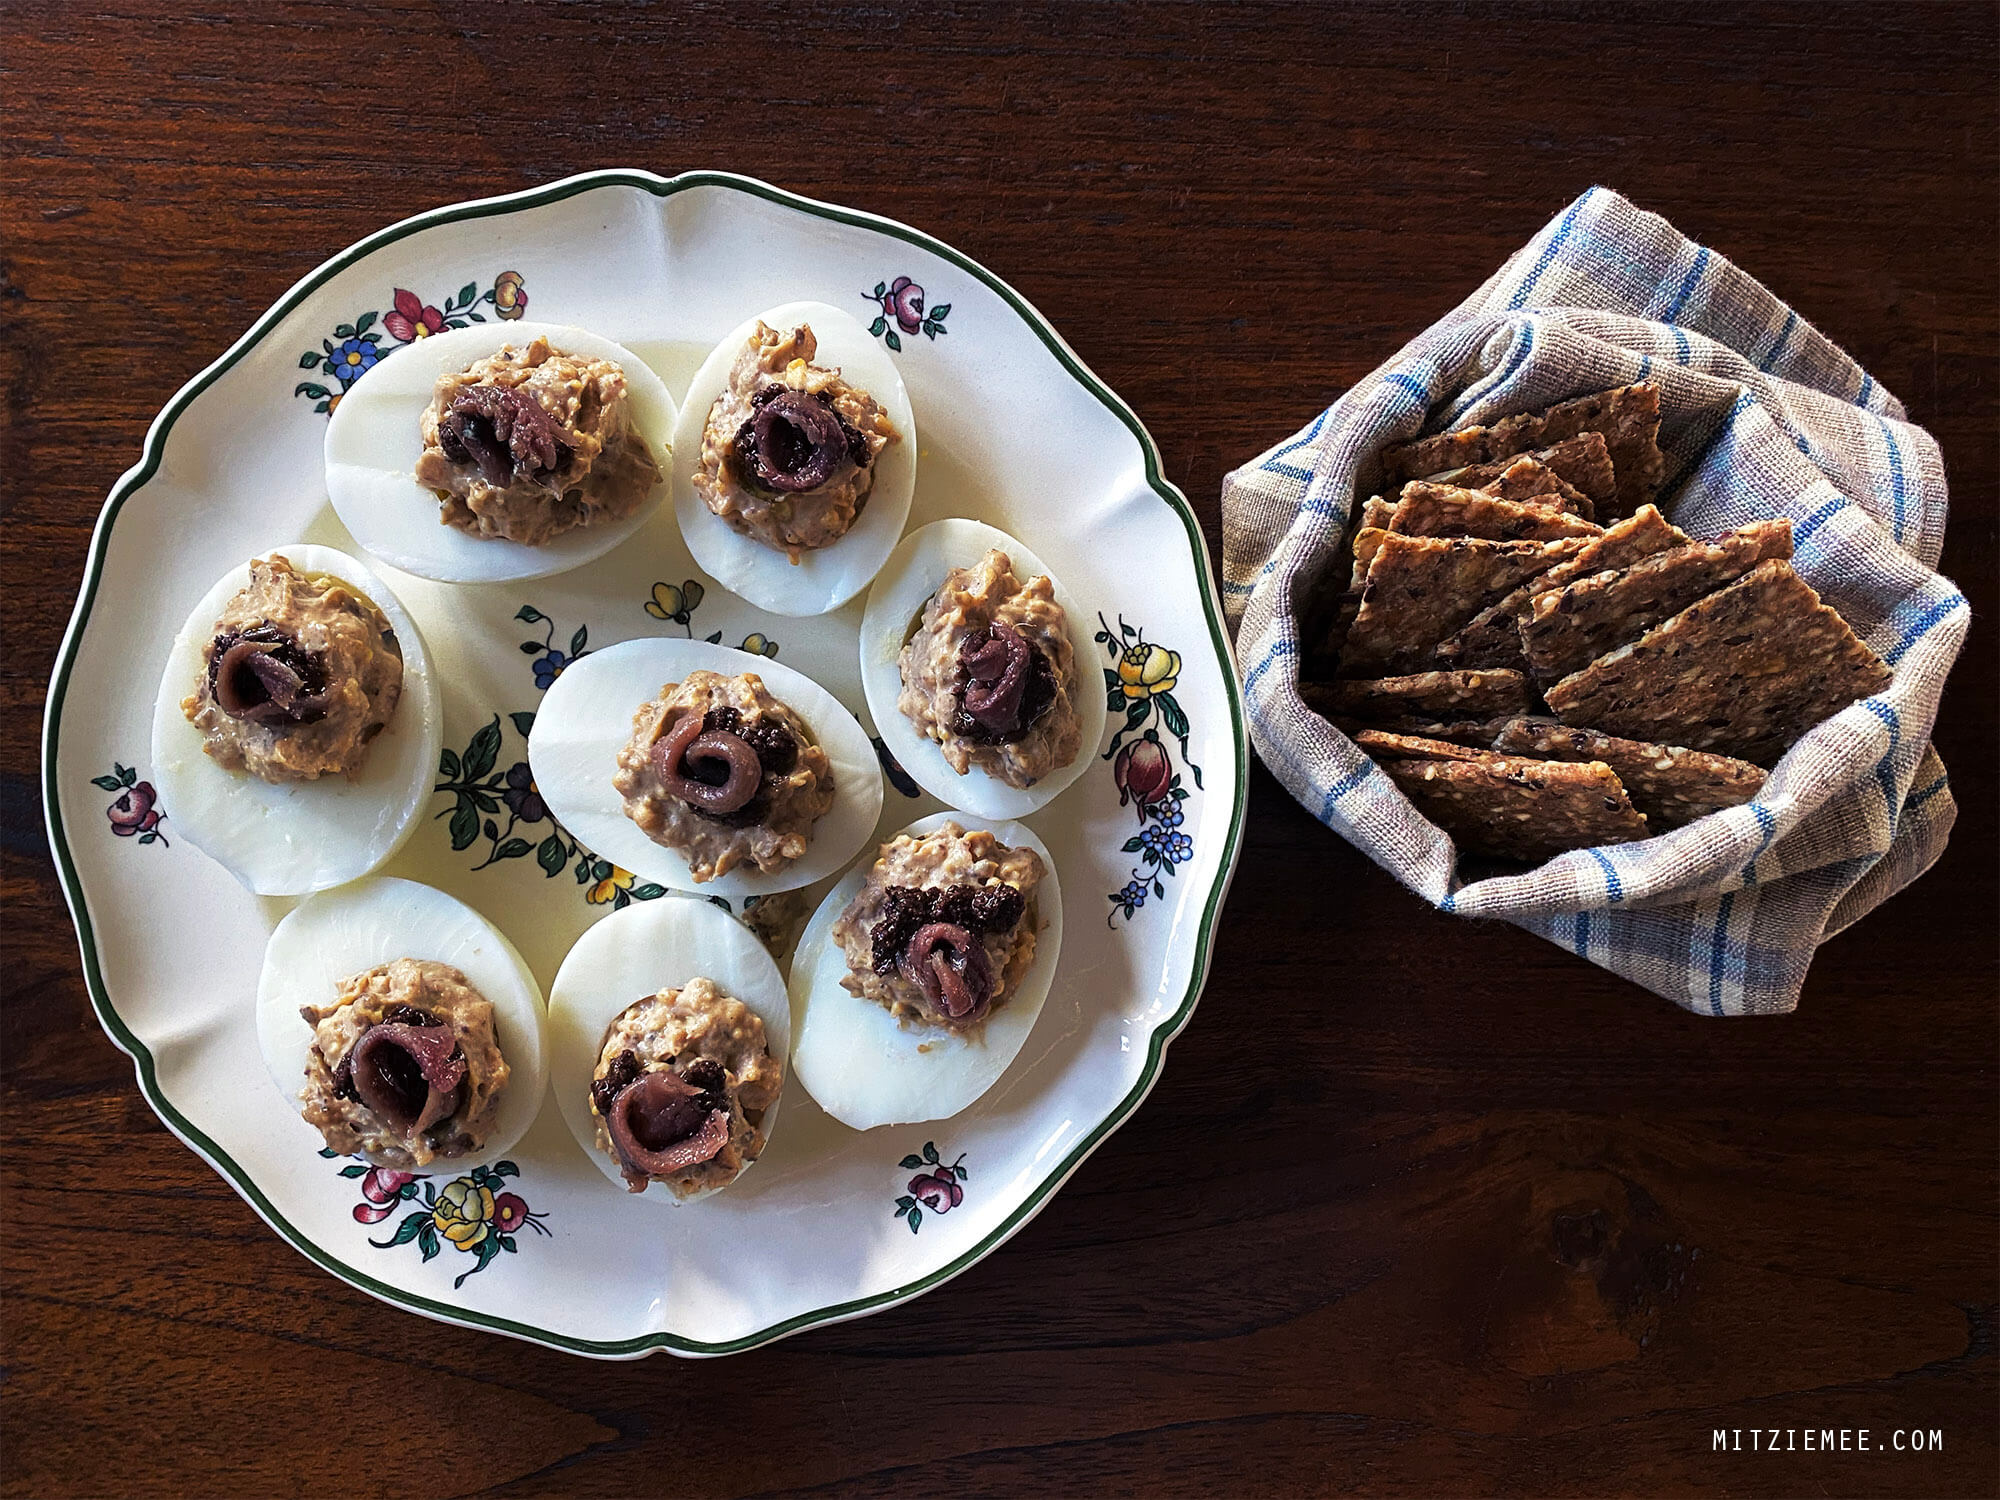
[383,288,446,342]
[1114,737,1172,816]
[882,276,925,334]
[106,780,162,838]
[909,1170,963,1213]
[492,1192,529,1234]
[352,1166,416,1222]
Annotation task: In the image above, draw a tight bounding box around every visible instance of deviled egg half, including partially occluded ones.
[530,636,883,902]
[790,811,1063,1130]
[672,301,916,616]
[861,519,1106,819]
[256,878,548,1171]
[548,895,790,1200]
[325,321,677,583]
[151,544,442,895]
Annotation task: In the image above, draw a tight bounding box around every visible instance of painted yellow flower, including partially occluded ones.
[645,579,704,622]
[587,865,637,905]
[740,632,779,659]
[493,270,528,320]
[431,1178,494,1251]
[1118,643,1180,701]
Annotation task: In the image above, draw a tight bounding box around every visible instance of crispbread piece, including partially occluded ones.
[1519,519,1794,682]
[1329,715,1516,747]
[1434,505,1691,670]
[1342,533,1586,674]
[1380,755,1650,861]
[1385,385,1663,517]
[1389,482,1601,542]
[1493,718,1768,830]
[1307,669,1532,721]
[1544,559,1894,765]
[1444,434,1615,515]
[1359,496,1395,533]
[1351,729,1500,762]
[1473,456,1590,512]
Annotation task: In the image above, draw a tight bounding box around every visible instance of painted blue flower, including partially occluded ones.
[329,336,379,385]
[1155,805,1184,830]
[1117,878,1149,909]
[1140,825,1193,866]
[532,650,569,690]
[1162,831,1193,865]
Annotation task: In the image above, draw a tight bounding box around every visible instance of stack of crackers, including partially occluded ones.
[1305,382,1893,864]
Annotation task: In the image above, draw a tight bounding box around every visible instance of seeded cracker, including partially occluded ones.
[1383,385,1664,518]
[1472,456,1590,512]
[1307,669,1532,721]
[1493,718,1767,830]
[1442,433,1615,516]
[1519,519,1794,682]
[1342,532,1586,674]
[1351,729,1499,762]
[1389,483,1601,542]
[1544,558,1893,765]
[1330,715,1517,747]
[1381,755,1650,861]
[1435,505,1690,670]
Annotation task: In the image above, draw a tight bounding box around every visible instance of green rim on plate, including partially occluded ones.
[40,169,1249,1357]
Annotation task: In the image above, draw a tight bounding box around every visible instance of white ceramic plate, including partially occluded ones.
[42,169,1246,1359]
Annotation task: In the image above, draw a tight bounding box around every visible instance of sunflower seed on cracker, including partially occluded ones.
[1307,669,1532,721]
[1380,755,1650,861]
[1434,504,1692,670]
[1518,519,1794,683]
[1544,558,1893,765]
[1341,533,1586,674]
[1384,385,1662,518]
[1389,482,1601,542]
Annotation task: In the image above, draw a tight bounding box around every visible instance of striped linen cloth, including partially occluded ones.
[1220,187,1968,1015]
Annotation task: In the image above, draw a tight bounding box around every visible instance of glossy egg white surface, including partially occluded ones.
[255,877,549,1171]
[789,811,1063,1131]
[324,321,678,583]
[547,894,792,1199]
[671,301,916,617]
[529,636,883,902]
[860,518,1107,818]
[149,544,443,896]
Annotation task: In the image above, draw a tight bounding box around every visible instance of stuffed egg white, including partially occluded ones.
[671,301,916,617]
[256,877,548,1171]
[790,811,1063,1130]
[530,636,882,902]
[150,544,442,896]
[548,894,790,1200]
[861,519,1106,819]
[324,321,677,583]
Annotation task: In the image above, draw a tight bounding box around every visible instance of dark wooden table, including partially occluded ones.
[4,4,1994,1495]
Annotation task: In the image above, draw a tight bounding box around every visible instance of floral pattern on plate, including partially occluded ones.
[292,272,527,414]
[323,1149,550,1289]
[93,762,169,847]
[864,276,950,351]
[893,1140,967,1233]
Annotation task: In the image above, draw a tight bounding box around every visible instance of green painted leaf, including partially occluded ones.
[499,1235,517,1253]
[536,835,566,876]
[519,640,542,654]
[298,351,320,369]
[318,1148,341,1158]
[569,624,588,657]
[334,322,355,339]
[1121,837,1145,853]
[492,1160,519,1178]
[463,716,502,779]
[930,303,950,319]
[90,775,123,791]
[355,310,377,334]
[448,802,479,851]
[458,281,478,306]
[372,1211,429,1249]
[1125,701,1151,730]
[419,1225,441,1263]
[906,1209,921,1234]
[929,322,947,337]
[629,882,666,900]
[868,315,887,337]
[953,1164,967,1180]
[704,631,722,644]
[137,832,157,844]
[1190,763,1204,790]
[510,710,537,737]
[895,1196,916,1212]
[1152,879,1165,899]
[1102,667,1122,690]
[515,605,545,623]
[482,818,499,843]
[922,1141,939,1164]
[872,282,887,298]
[1158,692,1189,740]
[469,791,500,814]
[495,838,532,861]
[339,1164,369,1178]
[900,1154,925,1170]
[294,382,330,399]
[438,748,460,780]
[884,330,902,353]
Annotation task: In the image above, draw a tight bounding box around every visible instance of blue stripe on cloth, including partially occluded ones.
[1906,775,1950,812]
[1885,592,1967,664]
[1662,246,1712,324]
[1586,847,1624,903]
[1862,700,1902,835]
[1573,908,1591,959]
[1792,495,1846,548]
[1706,891,1735,1015]
[1758,309,1798,373]
[1382,371,1433,404]
[1262,408,1327,467]
[1219,578,1256,596]
[1262,461,1314,484]
[1506,196,1590,310]
[1319,763,1374,822]
[1670,326,1692,366]
[1240,638,1295,696]
[1636,354,1653,382]
[1741,803,1778,886]
[1879,419,1909,543]
[1857,372,1875,407]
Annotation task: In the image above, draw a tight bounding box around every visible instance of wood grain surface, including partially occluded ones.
[3,3,1994,1495]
